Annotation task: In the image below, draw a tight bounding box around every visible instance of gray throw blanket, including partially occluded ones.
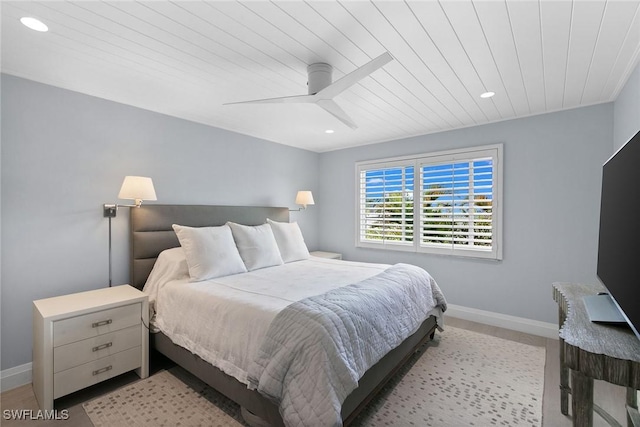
[247,263,447,427]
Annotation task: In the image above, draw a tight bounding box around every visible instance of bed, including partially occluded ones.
[130,204,446,426]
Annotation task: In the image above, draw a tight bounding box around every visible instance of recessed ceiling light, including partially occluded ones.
[20,17,48,32]
[325,129,334,134]
[480,91,495,99]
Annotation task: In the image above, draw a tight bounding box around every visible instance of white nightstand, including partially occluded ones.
[310,251,343,260]
[32,285,149,410]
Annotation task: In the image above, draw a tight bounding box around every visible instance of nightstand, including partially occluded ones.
[310,251,343,260]
[32,285,149,411]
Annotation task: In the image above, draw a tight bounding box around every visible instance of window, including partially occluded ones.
[356,144,502,260]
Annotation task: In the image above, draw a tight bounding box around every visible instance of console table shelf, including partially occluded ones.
[553,282,640,427]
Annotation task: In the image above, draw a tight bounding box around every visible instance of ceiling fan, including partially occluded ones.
[225,52,393,129]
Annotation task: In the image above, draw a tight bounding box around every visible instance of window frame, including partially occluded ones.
[355,144,503,260]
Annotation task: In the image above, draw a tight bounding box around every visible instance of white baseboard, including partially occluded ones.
[445,304,559,339]
[1,362,32,393]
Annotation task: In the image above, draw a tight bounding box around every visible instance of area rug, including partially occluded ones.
[83,326,545,427]
[350,326,545,426]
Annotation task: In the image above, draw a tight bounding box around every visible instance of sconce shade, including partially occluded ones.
[118,176,157,201]
[295,191,315,207]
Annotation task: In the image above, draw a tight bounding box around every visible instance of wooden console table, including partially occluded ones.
[553,282,640,427]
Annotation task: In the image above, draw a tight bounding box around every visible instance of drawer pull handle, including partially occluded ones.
[92,342,113,352]
[92,365,112,376]
[92,319,112,328]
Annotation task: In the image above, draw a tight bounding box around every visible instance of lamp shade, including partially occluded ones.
[295,190,315,208]
[118,176,157,201]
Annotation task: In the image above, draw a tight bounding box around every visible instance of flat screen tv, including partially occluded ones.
[596,129,640,341]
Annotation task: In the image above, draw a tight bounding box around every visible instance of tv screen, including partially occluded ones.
[597,129,640,340]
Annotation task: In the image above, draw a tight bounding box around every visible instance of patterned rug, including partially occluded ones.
[83,326,545,427]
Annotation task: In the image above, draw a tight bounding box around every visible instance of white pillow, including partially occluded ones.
[267,218,310,263]
[227,222,284,271]
[172,224,247,281]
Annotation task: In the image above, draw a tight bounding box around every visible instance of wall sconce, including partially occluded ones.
[290,190,315,211]
[103,176,157,218]
[103,176,157,287]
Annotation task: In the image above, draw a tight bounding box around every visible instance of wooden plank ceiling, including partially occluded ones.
[2,1,639,152]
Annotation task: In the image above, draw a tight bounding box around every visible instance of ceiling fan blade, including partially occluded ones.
[224,94,316,105]
[317,99,358,129]
[316,52,393,99]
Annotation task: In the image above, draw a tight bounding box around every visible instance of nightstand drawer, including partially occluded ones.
[53,325,142,373]
[53,303,141,347]
[53,346,141,399]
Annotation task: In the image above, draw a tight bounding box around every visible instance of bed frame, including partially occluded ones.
[130,204,438,426]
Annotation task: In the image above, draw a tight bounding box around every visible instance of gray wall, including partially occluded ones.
[0,74,319,370]
[318,104,613,324]
[613,62,640,151]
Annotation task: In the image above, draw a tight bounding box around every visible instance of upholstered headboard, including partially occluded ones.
[129,204,290,289]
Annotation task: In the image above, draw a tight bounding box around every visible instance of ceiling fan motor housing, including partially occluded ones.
[307,63,333,95]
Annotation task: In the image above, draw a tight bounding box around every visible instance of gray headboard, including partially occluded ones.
[129,204,290,289]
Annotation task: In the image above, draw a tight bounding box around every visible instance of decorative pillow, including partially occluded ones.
[227,222,284,271]
[172,224,247,281]
[267,218,310,263]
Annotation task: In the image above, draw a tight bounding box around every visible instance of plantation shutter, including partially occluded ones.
[419,150,497,256]
[356,144,502,260]
[357,162,415,248]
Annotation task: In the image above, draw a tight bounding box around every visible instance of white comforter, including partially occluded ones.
[147,257,400,384]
